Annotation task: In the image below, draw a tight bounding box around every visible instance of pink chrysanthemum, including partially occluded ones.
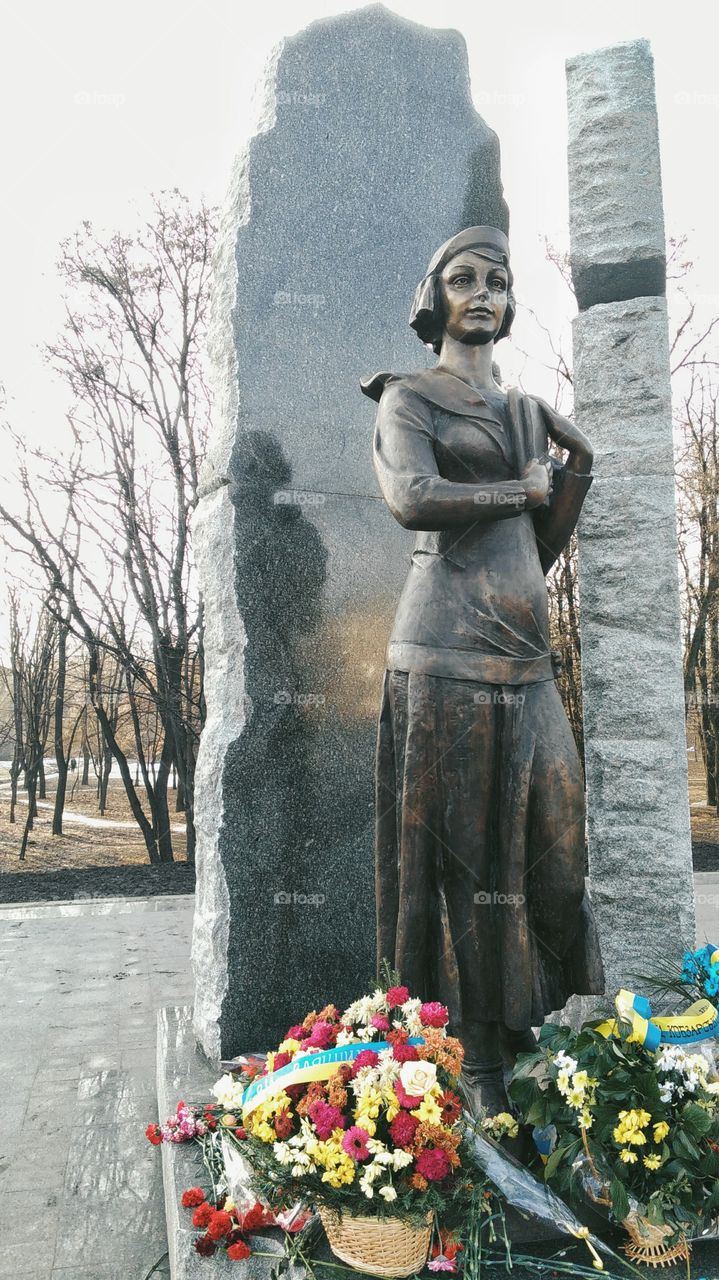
[306,1020,335,1049]
[420,1002,449,1028]
[342,1125,372,1161]
[370,1013,390,1032]
[308,1100,345,1140]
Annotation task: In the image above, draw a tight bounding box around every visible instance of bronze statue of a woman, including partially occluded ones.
[361,226,604,1115]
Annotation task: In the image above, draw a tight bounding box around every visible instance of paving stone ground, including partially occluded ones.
[0,894,194,1280]
[3,878,719,1280]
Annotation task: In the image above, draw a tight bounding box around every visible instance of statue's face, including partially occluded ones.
[438,251,508,345]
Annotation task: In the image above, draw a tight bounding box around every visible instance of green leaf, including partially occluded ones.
[683,1101,713,1138]
[544,1145,566,1180]
[610,1177,630,1222]
[672,1129,702,1163]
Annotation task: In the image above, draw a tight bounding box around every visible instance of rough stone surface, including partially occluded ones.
[573,297,695,995]
[567,39,666,310]
[192,4,509,1062]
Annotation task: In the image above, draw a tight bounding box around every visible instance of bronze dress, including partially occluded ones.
[363,367,604,1031]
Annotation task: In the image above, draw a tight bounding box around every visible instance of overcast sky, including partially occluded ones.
[1,0,717,434]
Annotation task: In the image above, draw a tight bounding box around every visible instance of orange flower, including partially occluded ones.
[318,1004,339,1022]
[410,1172,428,1192]
[296,1081,327,1117]
[414,1123,461,1167]
[301,1011,319,1033]
[416,1029,464,1077]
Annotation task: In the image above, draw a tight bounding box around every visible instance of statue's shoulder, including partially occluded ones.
[359,370,427,405]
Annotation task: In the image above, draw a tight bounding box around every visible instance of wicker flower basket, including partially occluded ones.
[318,1206,433,1278]
[622,1211,690,1269]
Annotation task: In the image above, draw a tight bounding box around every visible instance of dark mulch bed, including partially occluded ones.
[693,841,719,872]
[0,861,195,904]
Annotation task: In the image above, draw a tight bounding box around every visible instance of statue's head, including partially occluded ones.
[409,226,515,355]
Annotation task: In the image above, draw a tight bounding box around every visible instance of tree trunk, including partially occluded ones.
[52,621,69,836]
[38,758,46,801]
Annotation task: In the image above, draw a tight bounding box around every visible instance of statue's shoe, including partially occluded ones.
[458,1066,509,1119]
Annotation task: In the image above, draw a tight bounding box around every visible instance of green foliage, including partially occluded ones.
[507,1027,719,1238]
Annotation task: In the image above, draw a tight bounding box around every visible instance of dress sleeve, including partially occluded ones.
[533,466,593,574]
[373,383,527,532]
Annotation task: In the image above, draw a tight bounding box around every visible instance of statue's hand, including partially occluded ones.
[520,457,553,509]
[534,397,594,473]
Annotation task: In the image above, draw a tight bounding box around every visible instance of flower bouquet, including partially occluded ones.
[218,980,480,1276]
[508,979,719,1268]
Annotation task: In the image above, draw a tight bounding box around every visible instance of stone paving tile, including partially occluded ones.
[1,895,194,1278]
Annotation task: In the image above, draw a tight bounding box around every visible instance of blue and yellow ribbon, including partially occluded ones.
[596,987,719,1049]
[240,1038,425,1119]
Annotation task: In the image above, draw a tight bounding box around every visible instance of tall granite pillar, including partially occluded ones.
[567,40,695,997]
[192,5,509,1062]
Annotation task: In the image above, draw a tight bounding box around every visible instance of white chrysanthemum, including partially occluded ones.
[359,1174,374,1198]
[553,1051,578,1074]
[273,1142,294,1165]
[379,1185,397,1201]
[335,1030,355,1047]
[401,998,423,1036]
[211,1073,246,1109]
[291,1163,308,1177]
[392,1149,413,1170]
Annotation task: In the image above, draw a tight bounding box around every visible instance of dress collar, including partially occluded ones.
[403,369,505,423]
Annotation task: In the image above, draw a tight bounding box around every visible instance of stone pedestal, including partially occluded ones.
[567,41,695,994]
[192,4,509,1064]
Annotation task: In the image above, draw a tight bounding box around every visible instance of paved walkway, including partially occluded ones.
[0,894,194,1280]
[2,880,719,1280]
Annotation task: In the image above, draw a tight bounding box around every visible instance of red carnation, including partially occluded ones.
[145,1123,163,1146]
[439,1090,462,1125]
[237,1201,265,1232]
[192,1203,214,1229]
[352,1048,379,1076]
[389,1111,419,1148]
[416,1147,451,1182]
[420,1001,449,1028]
[228,1240,252,1261]
[203,1110,218,1131]
[387,984,410,1007]
[274,1110,294,1140]
[207,1209,233,1241]
[194,1235,216,1257]
[273,1051,291,1071]
[234,1126,248,1140]
[285,1084,304,1102]
[286,1024,304,1040]
[392,1042,419,1063]
[181,1187,206,1208]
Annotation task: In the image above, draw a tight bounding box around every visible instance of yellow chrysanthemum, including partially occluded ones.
[653,1121,669,1144]
[573,1071,589,1089]
[620,1149,638,1163]
[567,1087,586,1108]
[278,1037,301,1056]
[557,1069,571,1094]
[579,1108,593,1131]
[411,1095,443,1126]
[643,1154,662,1170]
